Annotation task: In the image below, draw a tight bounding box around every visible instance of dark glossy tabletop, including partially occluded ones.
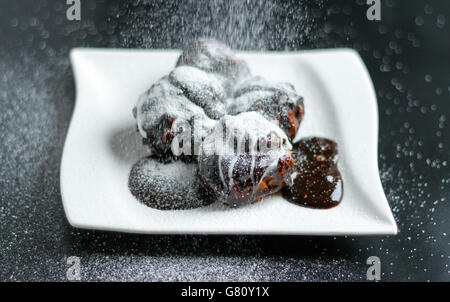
[0,0,448,281]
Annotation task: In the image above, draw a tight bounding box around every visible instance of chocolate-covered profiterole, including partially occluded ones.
[198,112,294,208]
[133,76,215,160]
[176,38,251,94]
[169,66,227,119]
[129,157,214,210]
[228,76,304,140]
[281,137,343,209]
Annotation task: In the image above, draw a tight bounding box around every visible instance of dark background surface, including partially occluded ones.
[0,0,448,281]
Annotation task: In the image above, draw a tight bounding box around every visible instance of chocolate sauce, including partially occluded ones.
[281,137,343,209]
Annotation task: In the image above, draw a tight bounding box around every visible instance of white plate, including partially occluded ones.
[61,48,397,235]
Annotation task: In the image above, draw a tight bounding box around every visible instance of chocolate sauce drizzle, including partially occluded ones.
[281,137,343,209]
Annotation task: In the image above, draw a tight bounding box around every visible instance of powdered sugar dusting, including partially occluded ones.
[129,157,212,210]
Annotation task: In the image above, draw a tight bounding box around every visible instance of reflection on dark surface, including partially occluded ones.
[0,0,448,281]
